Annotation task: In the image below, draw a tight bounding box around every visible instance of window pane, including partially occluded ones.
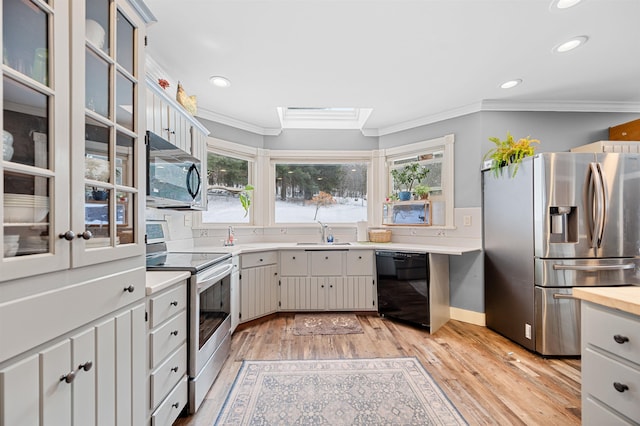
[116,9,135,75]
[86,0,109,54]
[2,0,48,82]
[116,71,134,130]
[274,163,367,223]
[85,49,110,117]
[202,153,251,223]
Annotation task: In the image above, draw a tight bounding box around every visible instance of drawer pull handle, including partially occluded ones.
[613,382,629,393]
[325,256,328,260]
[613,334,629,344]
[79,361,93,372]
[171,366,179,373]
[170,330,179,336]
[172,402,180,409]
[358,256,362,259]
[259,258,263,262]
[170,301,178,307]
[123,285,135,293]
[292,256,295,260]
[60,371,76,384]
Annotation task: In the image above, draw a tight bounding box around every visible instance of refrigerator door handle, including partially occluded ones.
[552,263,636,271]
[587,162,606,248]
[595,162,608,247]
[552,293,577,300]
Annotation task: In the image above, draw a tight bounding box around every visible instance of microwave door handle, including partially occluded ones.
[186,163,201,199]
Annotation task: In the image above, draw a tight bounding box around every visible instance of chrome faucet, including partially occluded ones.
[224,226,235,246]
[318,221,327,243]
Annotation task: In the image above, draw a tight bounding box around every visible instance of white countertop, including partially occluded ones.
[146,270,191,295]
[573,286,640,317]
[189,241,481,256]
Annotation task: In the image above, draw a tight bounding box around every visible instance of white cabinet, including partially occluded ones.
[230,255,241,333]
[280,250,376,312]
[239,251,278,323]
[1,0,149,282]
[581,302,640,425]
[0,302,146,426]
[147,279,188,425]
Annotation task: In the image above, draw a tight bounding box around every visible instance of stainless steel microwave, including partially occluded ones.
[146,131,204,210]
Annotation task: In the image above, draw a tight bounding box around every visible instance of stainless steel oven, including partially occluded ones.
[146,223,233,413]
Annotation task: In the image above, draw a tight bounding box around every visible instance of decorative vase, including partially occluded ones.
[398,191,411,201]
[91,189,108,201]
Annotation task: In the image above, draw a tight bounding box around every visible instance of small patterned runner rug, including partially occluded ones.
[292,313,364,335]
[215,357,467,425]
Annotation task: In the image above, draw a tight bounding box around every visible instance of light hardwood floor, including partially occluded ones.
[175,314,581,425]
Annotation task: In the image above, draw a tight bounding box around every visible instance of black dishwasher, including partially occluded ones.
[376,251,429,328]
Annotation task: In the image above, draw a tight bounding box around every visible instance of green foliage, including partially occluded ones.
[390,162,430,192]
[413,184,430,198]
[484,132,540,178]
[239,184,254,217]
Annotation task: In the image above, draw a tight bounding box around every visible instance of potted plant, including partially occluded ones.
[239,184,254,217]
[413,184,430,200]
[484,132,540,178]
[391,162,429,201]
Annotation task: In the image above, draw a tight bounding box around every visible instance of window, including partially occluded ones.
[385,134,454,227]
[202,152,253,223]
[274,162,368,223]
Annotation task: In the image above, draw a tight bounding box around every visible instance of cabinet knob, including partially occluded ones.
[292,256,295,260]
[171,366,179,373]
[613,334,629,344]
[613,382,629,393]
[60,371,76,384]
[79,361,93,372]
[171,330,179,336]
[170,301,178,307]
[78,230,93,240]
[330,285,333,288]
[325,256,328,260]
[123,285,135,293]
[321,284,325,288]
[172,402,180,409]
[358,256,362,259]
[59,231,75,241]
[259,258,263,262]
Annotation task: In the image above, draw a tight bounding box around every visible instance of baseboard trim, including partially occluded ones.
[450,307,486,326]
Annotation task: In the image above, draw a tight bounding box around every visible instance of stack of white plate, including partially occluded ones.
[4,234,19,257]
[4,194,49,223]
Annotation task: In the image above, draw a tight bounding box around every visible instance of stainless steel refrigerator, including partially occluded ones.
[482,152,640,356]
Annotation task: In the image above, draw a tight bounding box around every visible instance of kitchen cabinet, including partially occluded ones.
[280,250,377,312]
[0,302,146,426]
[147,279,188,425]
[581,301,640,425]
[239,251,278,322]
[1,0,150,282]
[609,118,640,141]
[230,254,240,333]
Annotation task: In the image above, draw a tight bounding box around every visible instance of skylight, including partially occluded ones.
[276,107,373,130]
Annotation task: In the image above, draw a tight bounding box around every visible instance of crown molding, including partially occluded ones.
[196,107,282,136]
[480,99,640,113]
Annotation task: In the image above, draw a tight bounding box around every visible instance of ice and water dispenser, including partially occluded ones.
[549,206,577,243]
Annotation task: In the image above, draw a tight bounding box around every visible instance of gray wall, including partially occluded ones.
[198,110,640,315]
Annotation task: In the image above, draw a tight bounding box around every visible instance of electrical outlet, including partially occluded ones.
[280,228,287,234]
[525,323,532,340]
[199,229,208,237]
[463,215,472,226]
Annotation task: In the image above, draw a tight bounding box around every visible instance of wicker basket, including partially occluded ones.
[368,229,391,243]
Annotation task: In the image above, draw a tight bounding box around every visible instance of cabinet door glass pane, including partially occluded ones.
[3,77,49,169]
[85,118,111,183]
[115,72,133,130]
[85,50,110,117]
[116,10,134,75]
[85,185,111,248]
[4,172,50,257]
[86,0,109,54]
[2,0,48,83]
[116,191,133,245]
[116,132,133,187]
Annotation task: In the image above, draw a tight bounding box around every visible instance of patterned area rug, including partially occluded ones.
[292,313,364,335]
[215,357,467,425]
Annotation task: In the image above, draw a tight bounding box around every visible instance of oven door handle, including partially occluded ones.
[198,262,234,293]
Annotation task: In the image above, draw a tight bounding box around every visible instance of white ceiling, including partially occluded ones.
[144,0,640,136]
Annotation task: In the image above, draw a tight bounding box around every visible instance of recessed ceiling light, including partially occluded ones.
[554,36,588,53]
[500,79,522,89]
[209,76,231,88]
[553,0,583,9]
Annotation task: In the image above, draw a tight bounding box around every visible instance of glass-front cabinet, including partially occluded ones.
[1,0,148,282]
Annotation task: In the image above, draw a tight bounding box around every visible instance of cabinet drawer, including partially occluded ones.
[150,311,187,368]
[150,344,187,410]
[149,284,187,328]
[583,302,640,365]
[310,251,343,276]
[0,267,145,361]
[280,251,308,276]
[346,251,373,276]
[583,394,634,426]
[241,251,277,269]
[151,376,187,426]
[583,347,640,421]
